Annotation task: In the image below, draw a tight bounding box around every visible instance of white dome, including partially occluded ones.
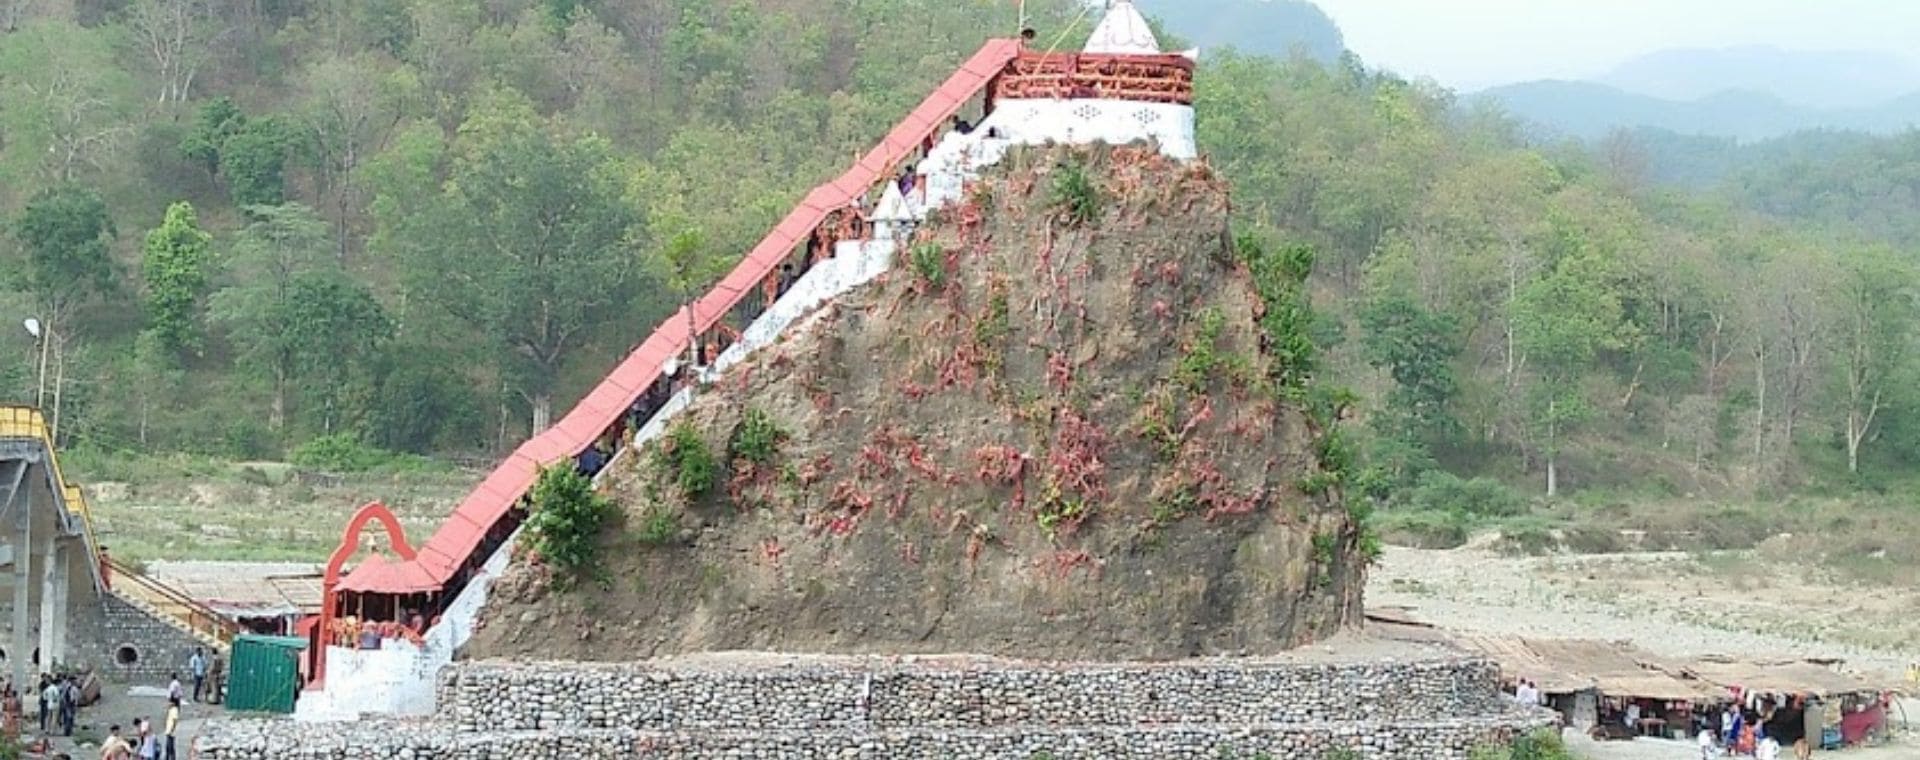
[1083,0,1161,56]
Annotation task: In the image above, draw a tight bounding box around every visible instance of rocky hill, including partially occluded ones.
[470,148,1368,662]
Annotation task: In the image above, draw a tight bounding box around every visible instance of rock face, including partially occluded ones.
[194,655,1560,759]
[471,147,1368,662]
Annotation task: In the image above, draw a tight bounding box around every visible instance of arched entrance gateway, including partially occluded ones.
[302,0,1197,717]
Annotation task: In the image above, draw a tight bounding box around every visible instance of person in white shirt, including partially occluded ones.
[1624,702,1641,730]
[1757,736,1781,760]
[1698,728,1716,760]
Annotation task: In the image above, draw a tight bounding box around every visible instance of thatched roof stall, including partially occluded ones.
[1673,656,1882,698]
[1455,636,1719,701]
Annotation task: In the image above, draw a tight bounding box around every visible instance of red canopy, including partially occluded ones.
[337,554,440,594]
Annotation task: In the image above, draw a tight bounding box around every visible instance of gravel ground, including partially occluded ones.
[1367,543,1917,675]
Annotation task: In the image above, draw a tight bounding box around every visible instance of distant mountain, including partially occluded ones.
[1132,0,1344,62]
[1473,80,1920,142]
[1600,46,1920,110]
[1613,127,1885,189]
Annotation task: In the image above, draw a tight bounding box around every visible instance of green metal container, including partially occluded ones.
[225,634,308,714]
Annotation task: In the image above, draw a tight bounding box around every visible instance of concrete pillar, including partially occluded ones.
[38,539,60,671]
[10,494,30,690]
[50,544,65,666]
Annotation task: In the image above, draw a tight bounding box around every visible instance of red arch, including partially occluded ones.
[312,501,415,687]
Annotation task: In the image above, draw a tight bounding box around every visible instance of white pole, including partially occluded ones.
[34,325,49,410]
[49,332,63,446]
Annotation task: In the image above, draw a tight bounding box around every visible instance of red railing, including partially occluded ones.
[993,51,1196,104]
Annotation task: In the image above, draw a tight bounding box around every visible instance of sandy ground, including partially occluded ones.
[1367,542,1918,674]
[1366,542,1920,759]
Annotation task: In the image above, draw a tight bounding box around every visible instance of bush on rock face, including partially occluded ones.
[526,464,616,581]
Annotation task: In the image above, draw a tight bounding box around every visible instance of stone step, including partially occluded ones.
[107,589,226,653]
[196,710,1560,760]
[439,657,1513,733]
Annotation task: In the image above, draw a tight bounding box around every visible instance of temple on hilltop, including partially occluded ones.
[297,1,1202,719]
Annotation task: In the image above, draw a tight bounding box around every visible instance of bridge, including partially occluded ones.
[0,406,241,685]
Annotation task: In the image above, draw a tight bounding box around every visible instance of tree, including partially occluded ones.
[297,53,420,259]
[128,330,184,446]
[220,117,294,208]
[390,88,647,433]
[1829,246,1917,473]
[141,201,215,355]
[11,184,117,327]
[1511,252,1626,496]
[1359,293,1462,445]
[125,0,228,105]
[283,274,392,434]
[650,222,727,375]
[0,21,136,184]
[210,204,336,431]
[177,96,247,179]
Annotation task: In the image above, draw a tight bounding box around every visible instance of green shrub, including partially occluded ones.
[1375,509,1471,549]
[1494,518,1559,556]
[728,408,788,465]
[972,290,1011,347]
[1049,158,1100,225]
[1470,729,1575,760]
[654,420,717,499]
[525,464,616,578]
[1237,233,1317,393]
[634,508,679,546]
[909,242,946,288]
[1174,308,1227,393]
[219,416,278,460]
[1406,471,1525,517]
[288,433,391,472]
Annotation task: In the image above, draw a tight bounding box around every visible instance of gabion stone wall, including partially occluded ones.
[195,656,1559,760]
[434,656,1510,731]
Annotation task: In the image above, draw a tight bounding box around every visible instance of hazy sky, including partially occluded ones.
[1312,0,1920,90]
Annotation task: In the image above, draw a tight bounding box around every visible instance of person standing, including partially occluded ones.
[166,672,183,705]
[38,676,56,733]
[188,649,207,703]
[163,697,180,760]
[135,716,157,760]
[59,675,76,736]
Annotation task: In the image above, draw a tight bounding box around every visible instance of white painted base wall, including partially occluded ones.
[298,93,1192,721]
[293,524,517,721]
[984,98,1197,161]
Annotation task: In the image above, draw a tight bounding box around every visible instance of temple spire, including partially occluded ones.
[1083,0,1161,56]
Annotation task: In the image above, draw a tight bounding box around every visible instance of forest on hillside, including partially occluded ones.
[5,0,1920,520]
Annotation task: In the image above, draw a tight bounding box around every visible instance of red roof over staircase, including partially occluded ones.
[335,39,1023,595]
